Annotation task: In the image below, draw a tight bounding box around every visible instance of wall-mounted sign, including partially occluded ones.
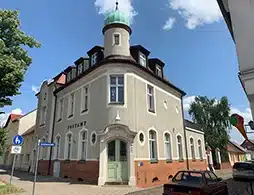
[67,121,87,130]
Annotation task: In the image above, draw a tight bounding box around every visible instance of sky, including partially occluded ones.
[0,0,253,143]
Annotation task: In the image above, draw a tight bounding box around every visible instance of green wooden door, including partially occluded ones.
[107,140,128,182]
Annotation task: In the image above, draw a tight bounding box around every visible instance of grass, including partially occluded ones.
[0,180,24,195]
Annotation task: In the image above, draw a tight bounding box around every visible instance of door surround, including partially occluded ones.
[97,124,136,186]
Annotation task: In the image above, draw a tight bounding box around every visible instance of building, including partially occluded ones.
[2,109,37,169]
[241,139,254,159]
[34,3,207,188]
[227,141,246,166]
[217,0,254,120]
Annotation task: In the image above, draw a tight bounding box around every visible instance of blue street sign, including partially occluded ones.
[40,142,55,147]
[12,135,23,145]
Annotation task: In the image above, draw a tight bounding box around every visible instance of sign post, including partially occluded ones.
[32,139,40,195]
[9,135,23,184]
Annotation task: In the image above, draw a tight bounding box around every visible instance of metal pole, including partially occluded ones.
[9,154,17,184]
[32,139,40,195]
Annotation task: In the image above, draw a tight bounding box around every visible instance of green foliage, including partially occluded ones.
[188,96,231,161]
[0,128,7,156]
[0,9,41,108]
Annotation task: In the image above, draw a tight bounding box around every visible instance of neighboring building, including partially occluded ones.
[34,3,207,188]
[217,0,254,120]
[2,109,37,168]
[227,141,246,166]
[241,139,254,159]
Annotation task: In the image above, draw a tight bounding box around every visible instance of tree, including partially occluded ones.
[0,128,7,156]
[188,96,231,161]
[0,9,41,108]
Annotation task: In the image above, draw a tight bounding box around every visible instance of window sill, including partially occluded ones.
[39,124,45,127]
[81,109,88,114]
[200,159,204,161]
[148,109,155,114]
[178,159,184,162]
[64,159,71,163]
[192,159,196,162]
[109,102,124,105]
[166,159,173,163]
[78,160,87,164]
[53,159,60,162]
[150,159,158,164]
[68,114,73,118]
[57,119,62,122]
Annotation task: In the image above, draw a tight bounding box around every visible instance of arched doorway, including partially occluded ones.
[107,139,128,182]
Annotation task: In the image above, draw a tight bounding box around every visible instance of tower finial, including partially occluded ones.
[115,1,119,11]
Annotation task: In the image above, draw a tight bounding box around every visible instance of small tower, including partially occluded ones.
[103,1,131,58]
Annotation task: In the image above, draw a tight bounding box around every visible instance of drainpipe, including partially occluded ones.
[181,95,189,170]
[47,86,57,175]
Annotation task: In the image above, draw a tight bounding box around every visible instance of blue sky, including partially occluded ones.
[0,0,252,143]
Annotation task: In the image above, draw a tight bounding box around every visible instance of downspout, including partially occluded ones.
[181,95,189,170]
[47,85,57,175]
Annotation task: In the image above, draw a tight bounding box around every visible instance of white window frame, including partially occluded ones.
[65,132,73,160]
[164,132,172,161]
[91,53,97,66]
[67,72,72,82]
[68,93,75,119]
[83,60,89,71]
[54,135,61,159]
[113,33,121,46]
[109,75,124,104]
[156,66,162,77]
[190,137,195,160]
[147,85,155,113]
[148,130,158,161]
[138,130,146,146]
[77,64,83,75]
[57,98,64,122]
[176,134,184,160]
[78,129,88,160]
[90,131,97,146]
[81,85,89,114]
[198,139,203,160]
[40,137,46,160]
[139,53,147,67]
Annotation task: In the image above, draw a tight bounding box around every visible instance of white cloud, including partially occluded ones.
[183,95,196,112]
[168,0,222,29]
[32,85,40,94]
[163,17,176,31]
[94,0,137,24]
[0,108,23,127]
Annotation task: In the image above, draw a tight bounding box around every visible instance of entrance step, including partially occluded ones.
[105,181,128,185]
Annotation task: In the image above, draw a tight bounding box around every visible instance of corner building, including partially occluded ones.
[35,4,207,188]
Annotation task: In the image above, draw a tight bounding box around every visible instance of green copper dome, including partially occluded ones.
[104,2,130,26]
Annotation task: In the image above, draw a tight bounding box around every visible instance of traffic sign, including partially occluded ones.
[40,142,55,147]
[12,135,23,145]
[11,146,22,154]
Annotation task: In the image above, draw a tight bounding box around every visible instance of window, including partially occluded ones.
[41,138,46,159]
[156,66,162,77]
[77,64,83,75]
[139,53,146,67]
[198,140,203,160]
[91,132,97,145]
[164,133,172,161]
[91,53,97,66]
[81,86,89,113]
[190,138,195,159]
[66,134,72,160]
[113,33,120,45]
[68,93,75,118]
[147,85,155,112]
[40,106,47,125]
[149,130,157,161]
[80,131,88,160]
[139,133,144,143]
[26,154,30,163]
[55,136,60,159]
[57,99,63,121]
[83,60,89,71]
[110,75,124,104]
[67,72,72,82]
[177,135,183,160]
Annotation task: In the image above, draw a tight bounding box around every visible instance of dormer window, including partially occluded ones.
[113,33,120,45]
[140,53,147,67]
[83,60,89,71]
[77,64,83,76]
[156,66,162,77]
[91,53,97,66]
[67,72,72,82]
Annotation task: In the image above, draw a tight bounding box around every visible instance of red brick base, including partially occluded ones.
[135,159,207,188]
[220,162,232,170]
[38,160,99,184]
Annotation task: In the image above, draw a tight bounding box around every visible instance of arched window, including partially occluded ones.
[149,130,157,160]
[41,138,46,159]
[65,133,72,160]
[198,139,203,160]
[80,131,88,160]
[55,136,60,159]
[164,133,172,161]
[190,137,195,159]
[177,135,183,160]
